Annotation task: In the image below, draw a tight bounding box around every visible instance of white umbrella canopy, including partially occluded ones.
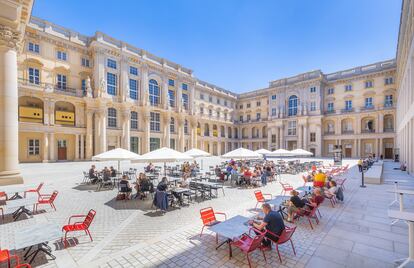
[92,148,142,171]
[184,148,211,158]
[267,149,294,157]
[133,147,193,163]
[254,149,272,155]
[221,148,261,160]
[290,148,313,156]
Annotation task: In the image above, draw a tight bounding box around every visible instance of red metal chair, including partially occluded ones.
[280,182,294,196]
[230,228,267,268]
[336,178,347,191]
[294,204,319,229]
[35,191,58,212]
[16,264,31,268]
[0,248,19,268]
[325,193,337,207]
[266,225,297,263]
[199,207,227,243]
[62,209,96,247]
[254,190,272,209]
[24,182,44,198]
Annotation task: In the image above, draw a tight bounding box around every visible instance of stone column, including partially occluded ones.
[42,132,49,163]
[177,78,183,112]
[142,111,150,153]
[303,125,308,150]
[140,64,149,106]
[49,133,55,161]
[75,134,79,160]
[0,27,24,185]
[162,76,169,110]
[378,113,384,133]
[189,82,196,115]
[121,110,130,150]
[297,124,303,149]
[178,117,185,152]
[120,55,129,101]
[315,124,322,156]
[86,110,93,159]
[279,126,284,149]
[49,101,55,125]
[80,134,85,159]
[95,109,107,154]
[163,114,170,148]
[357,139,361,157]
[43,99,50,125]
[379,138,383,157]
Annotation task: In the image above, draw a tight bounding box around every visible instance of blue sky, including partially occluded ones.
[32,0,402,93]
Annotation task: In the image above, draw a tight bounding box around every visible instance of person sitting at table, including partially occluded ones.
[102,167,111,181]
[309,188,325,206]
[250,203,285,249]
[119,175,132,200]
[157,177,182,204]
[214,165,222,178]
[110,166,117,177]
[145,163,155,173]
[324,180,338,198]
[287,190,306,222]
[243,168,253,186]
[89,165,98,184]
[136,173,154,200]
[313,169,326,188]
[225,164,232,181]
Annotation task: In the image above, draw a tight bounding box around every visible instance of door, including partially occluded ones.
[385,148,393,159]
[57,140,67,160]
[345,148,352,158]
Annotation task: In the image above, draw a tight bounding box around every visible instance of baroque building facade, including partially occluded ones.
[17,17,397,163]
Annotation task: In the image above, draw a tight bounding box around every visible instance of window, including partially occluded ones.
[217,98,220,104]
[170,138,176,150]
[108,108,117,128]
[149,79,160,106]
[57,74,67,89]
[256,113,261,120]
[28,139,40,155]
[271,95,277,100]
[56,50,67,61]
[130,137,139,153]
[224,100,228,106]
[182,93,189,109]
[365,80,373,88]
[81,79,86,94]
[239,105,243,109]
[327,102,334,112]
[217,111,220,118]
[182,83,188,90]
[150,137,160,151]
[310,102,316,111]
[239,115,243,122]
[200,93,204,100]
[288,121,297,136]
[209,109,212,116]
[345,100,352,110]
[150,112,160,132]
[256,101,261,106]
[209,95,212,102]
[200,107,204,114]
[28,67,40,85]
[310,86,316,93]
[385,95,393,107]
[365,97,373,108]
[168,90,175,107]
[81,58,90,67]
[310,132,316,142]
[130,66,138,76]
[271,135,276,143]
[168,79,175,87]
[131,112,138,129]
[345,84,352,91]
[224,113,227,120]
[129,79,138,100]
[107,59,117,69]
[288,95,298,116]
[385,77,394,85]
[28,42,40,53]
[247,103,251,108]
[272,108,276,116]
[107,72,117,95]
[170,117,175,133]
[247,114,251,121]
[184,120,188,134]
[327,88,334,95]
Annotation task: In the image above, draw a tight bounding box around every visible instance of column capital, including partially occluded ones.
[0,26,22,51]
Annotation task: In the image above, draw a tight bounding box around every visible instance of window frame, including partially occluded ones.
[28,139,40,155]
[107,108,117,128]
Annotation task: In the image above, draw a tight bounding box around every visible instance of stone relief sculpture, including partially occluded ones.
[98,77,106,98]
[86,76,93,97]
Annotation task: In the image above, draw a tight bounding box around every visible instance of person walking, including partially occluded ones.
[358,158,363,173]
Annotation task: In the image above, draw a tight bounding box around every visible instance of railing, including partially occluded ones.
[324,110,336,115]
[361,129,375,133]
[324,131,335,135]
[384,103,394,108]
[19,78,85,97]
[384,128,394,132]
[341,130,354,134]
[341,108,354,113]
[360,106,375,111]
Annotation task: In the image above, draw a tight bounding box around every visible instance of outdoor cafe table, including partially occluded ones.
[14,222,62,264]
[170,187,190,205]
[209,215,250,258]
[195,181,223,197]
[266,196,290,219]
[1,184,37,200]
[6,197,38,221]
[168,177,181,186]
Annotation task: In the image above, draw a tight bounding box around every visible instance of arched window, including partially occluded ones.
[108,108,117,128]
[288,95,298,116]
[149,79,160,106]
[228,127,232,138]
[204,123,210,136]
[170,117,175,133]
[131,111,138,130]
[184,119,188,134]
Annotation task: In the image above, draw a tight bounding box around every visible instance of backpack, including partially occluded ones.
[336,187,344,202]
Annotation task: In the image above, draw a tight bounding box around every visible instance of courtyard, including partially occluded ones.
[0,158,412,268]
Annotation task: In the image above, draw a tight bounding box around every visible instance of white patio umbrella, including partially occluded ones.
[267,149,295,157]
[221,148,261,160]
[92,148,142,172]
[132,147,193,175]
[254,149,272,155]
[290,148,313,157]
[184,148,211,171]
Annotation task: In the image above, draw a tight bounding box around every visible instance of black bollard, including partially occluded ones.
[360,167,366,188]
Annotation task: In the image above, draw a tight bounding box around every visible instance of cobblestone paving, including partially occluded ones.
[1,158,412,268]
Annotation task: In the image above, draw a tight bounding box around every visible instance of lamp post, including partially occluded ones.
[360,164,366,188]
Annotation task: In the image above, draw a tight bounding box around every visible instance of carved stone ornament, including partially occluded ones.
[0,26,22,50]
[45,84,54,93]
[98,78,106,97]
[86,76,93,97]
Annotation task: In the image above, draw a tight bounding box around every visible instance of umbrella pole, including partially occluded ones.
[118,160,120,174]
[164,162,167,176]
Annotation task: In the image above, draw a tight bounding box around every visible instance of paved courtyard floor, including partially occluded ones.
[1,157,413,268]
